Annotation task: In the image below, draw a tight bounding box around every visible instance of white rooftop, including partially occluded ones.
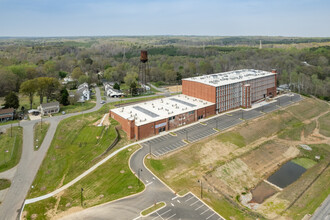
[183,69,275,87]
[111,95,214,126]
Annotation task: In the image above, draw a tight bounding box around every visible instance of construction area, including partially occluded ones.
[145,97,330,219]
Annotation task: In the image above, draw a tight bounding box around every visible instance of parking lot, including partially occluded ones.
[144,193,224,220]
[142,94,302,158]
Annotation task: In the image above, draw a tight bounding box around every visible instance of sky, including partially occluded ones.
[0,0,329,37]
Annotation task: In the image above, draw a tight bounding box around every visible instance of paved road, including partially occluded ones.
[310,195,330,220]
[61,94,302,220]
[0,88,103,220]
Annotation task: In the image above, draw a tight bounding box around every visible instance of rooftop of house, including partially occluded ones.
[40,101,60,109]
[111,94,214,126]
[0,108,14,115]
[183,69,275,87]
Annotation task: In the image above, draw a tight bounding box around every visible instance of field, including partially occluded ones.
[27,95,163,199]
[0,126,23,172]
[27,111,118,198]
[34,122,50,150]
[146,97,330,219]
[24,145,144,220]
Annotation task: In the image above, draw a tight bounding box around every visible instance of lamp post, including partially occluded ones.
[241,111,244,120]
[185,129,188,141]
[137,168,143,186]
[197,179,203,199]
[81,188,84,207]
[148,141,151,156]
[216,118,218,130]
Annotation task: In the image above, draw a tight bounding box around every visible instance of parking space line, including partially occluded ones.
[165,213,176,220]
[200,209,209,215]
[195,204,204,210]
[190,200,199,206]
[206,213,215,219]
[185,196,194,202]
[159,209,171,216]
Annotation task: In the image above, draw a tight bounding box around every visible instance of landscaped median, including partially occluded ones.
[0,126,23,172]
[23,145,144,219]
[34,122,50,150]
[141,202,166,216]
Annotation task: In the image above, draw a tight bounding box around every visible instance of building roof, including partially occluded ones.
[183,69,275,87]
[40,101,60,109]
[0,108,14,117]
[111,94,214,126]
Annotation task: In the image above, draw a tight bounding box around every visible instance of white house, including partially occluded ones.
[38,102,60,116]
[76,83,90,102]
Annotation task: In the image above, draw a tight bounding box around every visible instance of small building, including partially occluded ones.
[110,95,215,140]
[0,108,14,122]
[77,83,90,101]
[104,82,124,98]
[38,102,60,116]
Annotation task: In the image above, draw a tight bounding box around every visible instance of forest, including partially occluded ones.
[0,36,329,102]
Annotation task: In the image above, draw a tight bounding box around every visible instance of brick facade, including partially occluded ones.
[182,80,216,103]
[110,104,215,140]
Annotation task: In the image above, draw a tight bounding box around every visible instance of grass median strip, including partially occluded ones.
[24,145,144,219]
[141,202,166,216]
[34,122,50,151]
[0,126,23,172]
[0,178,11,190]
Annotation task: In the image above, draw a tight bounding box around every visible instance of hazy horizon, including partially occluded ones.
[1,0,330,37]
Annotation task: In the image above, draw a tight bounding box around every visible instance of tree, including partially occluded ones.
[4,92,19,109]
[20,79,37,109]
[78,75,90,85]
[0,69,18,96]
[130,81,138,96]
[59,88,69,106]
[45,77,60,102]
[113,82,120,90]
[58,71,68,79]
[72,67,84,80]
[36,77,48,104]
[124,72,138,88]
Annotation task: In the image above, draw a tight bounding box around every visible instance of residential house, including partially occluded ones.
[0,108,14,122]
[76,83,90,102]
[103,82,124,98]
[38,102,60,116]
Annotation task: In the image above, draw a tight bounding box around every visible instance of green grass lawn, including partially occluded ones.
[319,112,330,137]
[0,178,11,190]
[0,126,23,172]
[34,122,50,151]
[216,131,245,148]
[292,158,317,169]
[27,112,118,199]
[24,145,144,219]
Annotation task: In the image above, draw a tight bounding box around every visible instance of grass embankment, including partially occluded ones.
[292,158,317,169]
[27,95,163,199]
[0,126,23,172]
[0,178,11,190]
[319,112,330,137]
[145,97,329,220]
[27,112,118,199]
[24,145,144,220]
[141,202,165,216]
[34,122,50,151]
[280,144,330,219]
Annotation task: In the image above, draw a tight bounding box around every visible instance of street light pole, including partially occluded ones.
[81,188,84,207]
[10,123,12,137]
[149,141,151,156]
[138,168,143,186]
[186,129,188,141]
[198,180,203,199]
[216,119,218,130]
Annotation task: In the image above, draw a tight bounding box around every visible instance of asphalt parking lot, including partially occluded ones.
[143,94,302,158]
[144,193,224,220]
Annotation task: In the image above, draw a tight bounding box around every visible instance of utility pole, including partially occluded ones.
[81,188,84,207]
[198,180,203,199]
[40,117,42,130]
[149,141,151,156]
[10,123,12,137]
[138,168,143,186]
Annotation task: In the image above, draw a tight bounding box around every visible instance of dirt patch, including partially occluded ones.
[93,114,110,127]
[52,206,84,220]
[200,139,238,166]
[250,181,278,204]
[166,85,182,93]
[241,141,299,176]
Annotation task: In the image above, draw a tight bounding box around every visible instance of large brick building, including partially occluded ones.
[110,69,277,140]
[110,95,215,140]
[182,69,277,113]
